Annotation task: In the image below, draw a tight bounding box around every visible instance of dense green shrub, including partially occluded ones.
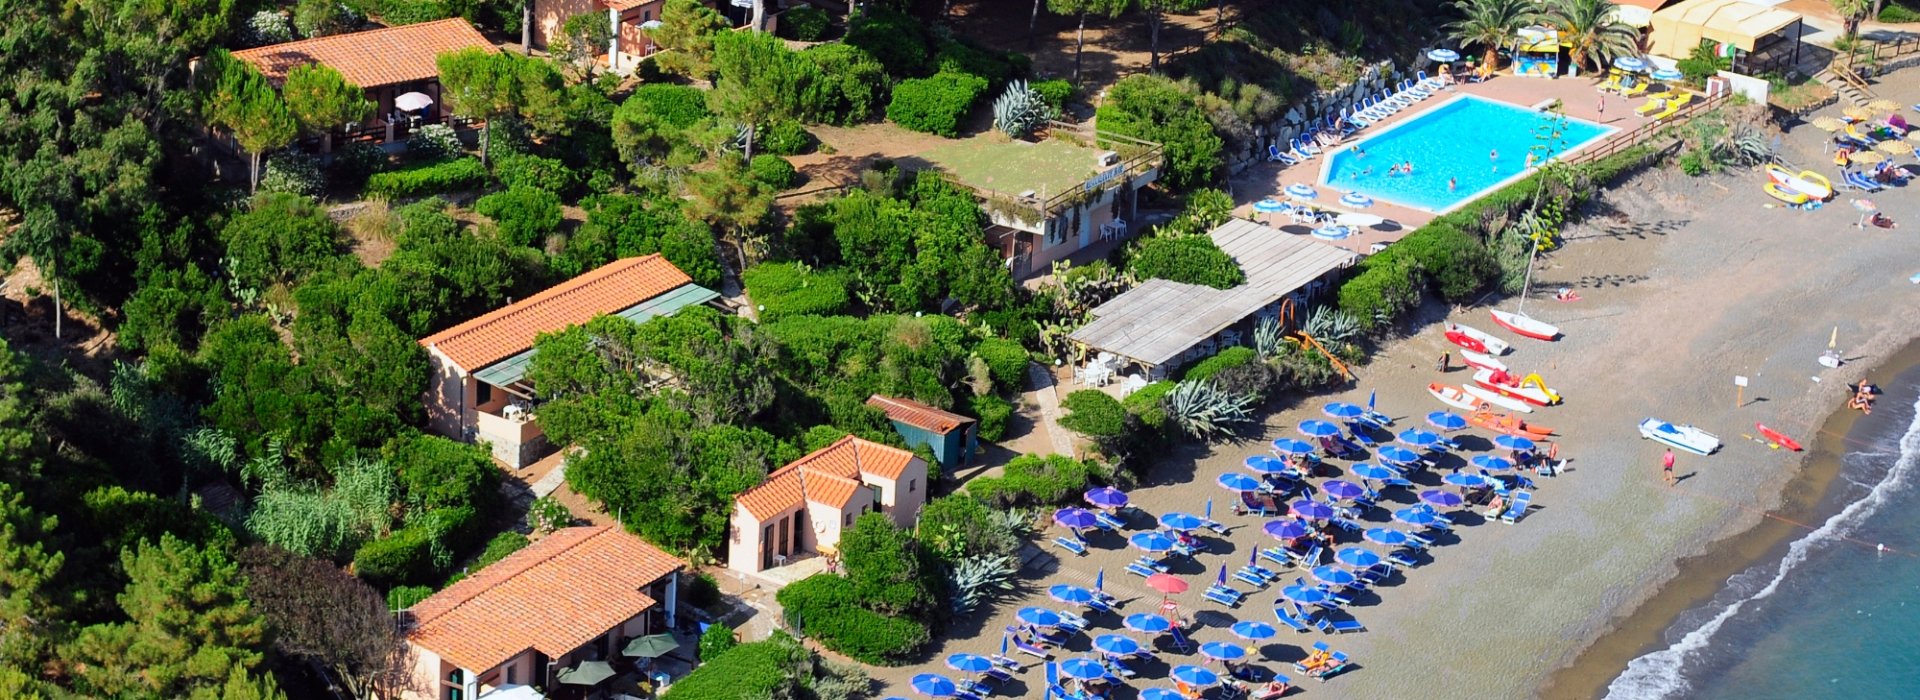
[970,394,1012,442]
[801,44,891,125]
[364,158,487,199]
[1031,78,1075,111]
[629,84,714,128]
[662,632,812,700]
[698,622,737,661]
[1059,390,1126,437]
[1127,235,1244,289]
[967,453,1097,508]
[973,337,1029,393]
[775,518,937,664]
[352,526,433,587]
[934,39,1024,90]
[406,123,463,161]
[1338,254,1421,330]
[757,119,814,155]
[1184,346,1255,382]
[378,0,451,26]
[221,192,344,291]
[779,5,831,40]
[494,153,579,194]
[260,152,326,197]
[1399,224,1498,301]
[384,432,501,513]
[472,531,528,568]
[1122,380,1174,432]
[743,262,850,320]
[845,8,932,77]
[749,154,798,188]
[473,186,563,247]
[386,585,434,610]
[1882,2,1920,22]
[800,599,931,664]
[1097,75,1223,190]
[331,141,390,187]
[888,71,988,137]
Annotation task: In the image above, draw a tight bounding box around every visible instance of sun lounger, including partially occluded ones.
[1252,675,1292,700]
[1105,657,1138,678]
[1386,549,1419,569]
[1635,97,1668,116]
[1313,652,1351,681]
[1260,546,1294,567]
[1402,79,1431,100]
[1235,567,1271,588]
[1052,536,1087,556]
[1840,168,1884,192]
[1204,584,1245,607]
[1346,422,1379,449]
[1056,610,1089,633]
[1293,642,1332,673]
[1502,490,1533,523]
[1125,558,1157,577]
[1293,543,1323,567]
[1620,80,1647,98]
[1268,144,1298,165]
[1012,637,1052,659]
[1085,596,1114,615]
[1272,604,1313,633]
[1095,511,1127,530]
[1404,531,1434,549]
[1651,92,1694,120]
[991,654,1023,672]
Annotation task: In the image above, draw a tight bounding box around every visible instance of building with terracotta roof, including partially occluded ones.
[866,394,978,472]
[419,255,722,468]
[229,19,498,147]
[402,525,683,700]
[529,1,760,75]
[726,436,928,576]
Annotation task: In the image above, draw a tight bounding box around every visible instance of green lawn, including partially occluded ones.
[920,137,1105,197]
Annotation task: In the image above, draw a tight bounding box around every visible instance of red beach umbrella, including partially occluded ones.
[1145,573,1189,595]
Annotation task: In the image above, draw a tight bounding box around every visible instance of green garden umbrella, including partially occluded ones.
[555,660,616,686]
[622,633,680,659]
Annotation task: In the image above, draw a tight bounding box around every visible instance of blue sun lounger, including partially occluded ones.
[1268,144,1299,165]
[1840,168,1884,192]
[1235,566,1272,588]
[1315,612,1367,634]
[1052,535,1087,556]
[1205,583,1245,607]
[1273,604,1313,633]
[1502,490,1533,523]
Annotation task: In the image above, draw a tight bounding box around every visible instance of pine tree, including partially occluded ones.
[71,535,266,698]
[0,483,62,667]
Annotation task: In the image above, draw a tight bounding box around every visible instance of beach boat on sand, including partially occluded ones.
[1445,323,1510,356]
[1468,409,1554,437]
[1638,418,1720,456]
[1429,383,1485,411]
[1756,423,1804,451]
[1460,384,1533,414]
[1459,349,1507,373]
[1471,368,1561,406]
[1489,309,1560,341]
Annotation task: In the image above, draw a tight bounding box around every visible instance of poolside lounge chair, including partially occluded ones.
[1051,535,1087,556]
[1400,79,1431,100]
[1268,144,1299,165]
[1651,92,1695,121]
[1635,96,1668,117]
[1383,88,1414,109]
[1502,490,1533,523]
[1620,78,1648,98]
[1272,604,1313,633]
[1204,584,1245,607]
[1597,72,1623,93]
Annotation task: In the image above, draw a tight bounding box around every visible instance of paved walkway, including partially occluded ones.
[1026,361,1079,459]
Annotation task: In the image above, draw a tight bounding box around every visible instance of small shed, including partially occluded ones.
[866,395,978,472]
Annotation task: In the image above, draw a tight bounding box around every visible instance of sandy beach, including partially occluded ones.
[862,85,1920,698]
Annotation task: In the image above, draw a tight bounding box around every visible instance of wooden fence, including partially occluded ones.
[1566,92,1731,165]
[1832,36,1920,74]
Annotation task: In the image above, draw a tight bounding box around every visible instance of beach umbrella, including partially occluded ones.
[1217,472,1263,492]
[1368,389,1379,411]
[1421,489,1465,508]
[1297,419,1342,438]
[394,92,434,111]
[1281,584,1329,606]
[622,633,679,658]
[1323,479,1365,501]
[1848,150,1886,165]
[1272,438,1317,456]
[1351,463,1399,481]
[1612,56,1649,72]
[1312,224,1352,241]
[1201,641,1249,662]
[1125,612,1173,634]
[1428,48,1460,63]
[1397,429,1443,450]
[1393,507,1441,527]
[1160,512,1204,532]
[1868,98,1901,113]
[1253,198,1288,213]
[640,19,664,29]
[1285,183,1318,200]
[1853,198,1879,228]
[1050,584,1097,605]
[1246,455,1290,475]
[1339,192,1374,208]
[1877,140,1914,155]
[555,660,616,686]
[1378,445,1421,465]
[1085,486,1129,509]
[1000,634,1009,658]
[947,653,995,673]
[1444,472,1491,489]
[1651,67,1684,82]
[1493,435,1537,452]
[1094,634,1142,656]
[1336,547,1383,568]
[1146,572,1189,595]
[1313,565,1358,587]
[1426,411,1468,431]
[1131,531,1177,553]
[1336,212,1387,228]
[1054,507,1099,530]
[1323,402,1365,420]
[1290,500,1334,520]
[1096,568,1106,593]
[910,675,958,699]
[1265,519,1311,540]
[1206,499,1217,521]
[1811,116,1846,131]
[1364,528,1411,546]
[1472,455,1515,471]
[1232,620,1279,641]
[1171,665,1220,687]
[1018,607,1063,627]
[1140,690,1184,700]
[1844,105,1874,121]
[1059,657,1107,681]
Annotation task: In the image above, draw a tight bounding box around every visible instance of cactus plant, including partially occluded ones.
[1253,316,1285,358]
[948,554,1019,614]
[993,80,1052,138]
[1162,380,1259,439]
[1302,306,1362,344]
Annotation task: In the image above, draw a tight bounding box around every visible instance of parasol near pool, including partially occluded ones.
[1253,198,1289,213]
[394,92,434,112]
[1339,192,1374,208]
[1312,225,1352,241]
[1336,212,1386,228]
[1867,98,1901,113]
[1285,183,1319,200]
[1810,116,1845,132]
[1428,48,1460,63]
[1612,56,1649,72]
[1877,140,1914,155]
[1650,67,1684,82]
[1848,150,1886,165]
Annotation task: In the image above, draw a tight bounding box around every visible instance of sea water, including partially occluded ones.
[1604,365,1920,699]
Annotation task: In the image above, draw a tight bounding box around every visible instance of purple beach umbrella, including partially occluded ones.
[1085,486,1129,509]
[1290,500,1335,520]
[1265,519,1311,540]
[1054,507,1098,530]
[1322,479,1366,501]
[1420,490,1465,508]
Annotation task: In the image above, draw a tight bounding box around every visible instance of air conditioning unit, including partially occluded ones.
[1097,151,1121,167]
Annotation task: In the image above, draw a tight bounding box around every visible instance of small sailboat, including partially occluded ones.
[1493,241,1562,341]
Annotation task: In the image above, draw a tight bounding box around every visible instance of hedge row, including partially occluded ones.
[742,262,850,321]
[887,71,989,137]
[776,574,929,665]
[967,453,1097,508]
[364,157,488,199]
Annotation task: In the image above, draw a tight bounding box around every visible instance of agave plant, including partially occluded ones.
[993,80,1052,138]
[949,554,1019,615]
[1162,380,1259,439]
[1302,306,1362,344]
[1253,316,1285,358]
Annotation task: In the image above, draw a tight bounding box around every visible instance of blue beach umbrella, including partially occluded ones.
[1093,634,1141,656]
[1494,435,1537,452]
[1218,472,1263,492]
[1272,438,1317,456]
[1313,225,1352,241]
[1297,419,1342,438]
[1427,411,1469,431]
[1613,55,1649,72]
[1049,584,1096,605]
[1443,472,1491,489]
[1232,620,1279,641]
[1246,455,1289,475]
[1059,657,1107,681]
[1282,585,1329,606]
[1201,641,1249,661]
[947,653,995,673]
[1351,463,1399,481]
[1472,454,1515,472]
[1323,402,1365,420]
[1291,500,1334,520]
[1368,389,1379,411]
[1095,568,1106,593]
[1125,612,1172,634]
[1313,565,1358,587]
[910,674,958,697]
[1365,528,1411,546]
[1253,198,1288,213]
[1000,634,1009,658]
[1054,507,1098,530]
[1323,479,1365,501]
[1421,489,1465,509]
[1085,486,1129,509]
[1378,445,1421,465]
[1428,48,1460,63]
[1397,429,1443,450]
[1340,192,1374,208]
[1140,690,1184,700]
[1394,507,1441,527]
[1160,512,1204,532]
[1018,607,1062,627]
[1171,665,1220,687]
[1265,519,1311,540]
[1130,531,1177,553]
[1336,547,1383,568]
[1652,67,1685,82]
[1285,183,1318,200]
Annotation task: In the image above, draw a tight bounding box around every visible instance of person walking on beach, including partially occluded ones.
[1662,448,1677,486]
[1436,351,1451,372]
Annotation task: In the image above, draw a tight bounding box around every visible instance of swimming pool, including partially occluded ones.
[1318,95,1614,213]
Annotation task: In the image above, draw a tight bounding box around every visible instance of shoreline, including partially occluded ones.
[1540,335,1920,699]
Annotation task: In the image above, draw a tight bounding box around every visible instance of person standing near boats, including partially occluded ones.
[1662,448,1677,486]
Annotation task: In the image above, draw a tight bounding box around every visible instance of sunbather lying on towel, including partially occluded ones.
[1483,494,1507,517]
[1255,679,1292,699]
[1869,212,1898,229]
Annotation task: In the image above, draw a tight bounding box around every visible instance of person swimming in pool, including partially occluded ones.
[1448,177,1457,191]
[1489,149,1498,173]
[1402,161,1413,175]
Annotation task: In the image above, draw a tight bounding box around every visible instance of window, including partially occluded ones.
[446,670,465,700]
[843,513,853,526]
[642,10,652,21]
[908,479,916,493]
[476,382,493,405]
[506,666,516,684]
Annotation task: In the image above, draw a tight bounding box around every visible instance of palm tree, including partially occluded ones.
[1549,0,1641,73]
[1445,0,1541,70]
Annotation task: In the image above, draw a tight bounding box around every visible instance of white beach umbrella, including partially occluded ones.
[394,92,434,111]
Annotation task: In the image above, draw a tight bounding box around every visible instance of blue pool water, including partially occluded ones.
[1319,95,1613,212]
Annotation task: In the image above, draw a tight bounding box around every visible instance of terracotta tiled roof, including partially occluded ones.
[231,19,497,88]
[867,395,974,435]
[420,255,694,372]
[604,0,660,10]
[733,437,919,520]
[406,526,682,672]
[1614,0,1671,9]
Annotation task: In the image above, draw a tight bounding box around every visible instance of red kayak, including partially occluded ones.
[1756,423,1803,451]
